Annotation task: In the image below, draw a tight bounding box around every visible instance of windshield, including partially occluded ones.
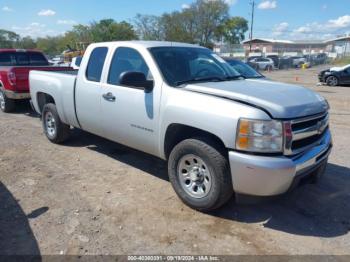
[149,47,242,86]
[226,60,264,79]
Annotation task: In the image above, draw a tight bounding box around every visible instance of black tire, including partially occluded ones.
[42,103,70,144]
[0,89,16,113]
[168,138,233,211]
[326,76,339,86]
[310,160,328,184]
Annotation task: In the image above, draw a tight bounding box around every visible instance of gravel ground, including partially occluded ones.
[0,65,349,256]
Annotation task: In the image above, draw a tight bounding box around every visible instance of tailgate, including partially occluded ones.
[12,66,73,92]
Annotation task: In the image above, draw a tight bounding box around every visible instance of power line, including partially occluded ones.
[249,0,255,52]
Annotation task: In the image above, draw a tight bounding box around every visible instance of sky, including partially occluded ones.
[0,0,350,41]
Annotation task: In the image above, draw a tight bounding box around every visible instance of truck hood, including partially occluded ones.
[184,79,328,119]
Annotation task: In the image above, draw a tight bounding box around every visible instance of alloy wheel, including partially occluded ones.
[177,154,212,199]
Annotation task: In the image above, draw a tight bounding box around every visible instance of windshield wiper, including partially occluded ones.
[223,75,246,80]
[175,75,244,86]
[175,76,226,86]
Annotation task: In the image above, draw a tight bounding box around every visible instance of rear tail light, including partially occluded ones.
[7,71,16,86]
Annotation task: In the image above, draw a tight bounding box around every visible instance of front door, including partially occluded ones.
[100,46,161,156]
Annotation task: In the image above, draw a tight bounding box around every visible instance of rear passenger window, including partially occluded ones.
[29,53,48,66]
[86,47,108,82]
[15,53,30,65]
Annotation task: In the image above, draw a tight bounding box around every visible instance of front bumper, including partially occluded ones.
[228,129,332,196]
[318,74,325,83]
[4,90,31,100]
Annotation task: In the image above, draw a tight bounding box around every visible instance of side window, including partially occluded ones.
[29,53,49,66]
[0,53,13,66]
[15,53,30,65]
[108,47,152,86]
[86,47,108,82]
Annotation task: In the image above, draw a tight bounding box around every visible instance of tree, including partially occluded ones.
[0,29,20,48]
[89,19,137,42]
[218,17,248,45]
[160,11,197,43]
[36,36,62,55]
[134,0,232,47]
[192,0,229,47]
[17,36,37,49]
[134,14,163,40]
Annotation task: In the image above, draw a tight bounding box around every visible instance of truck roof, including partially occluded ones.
[89,41,206,49]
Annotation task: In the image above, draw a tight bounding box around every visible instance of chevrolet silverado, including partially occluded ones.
[29,41,332,211]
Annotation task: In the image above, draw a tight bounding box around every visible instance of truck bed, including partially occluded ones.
[29,70,79,127]
[0,66,74,93]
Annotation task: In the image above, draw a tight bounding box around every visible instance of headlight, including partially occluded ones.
[236,118,283,153]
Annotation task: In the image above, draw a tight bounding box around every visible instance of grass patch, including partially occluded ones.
[332,57,350,66]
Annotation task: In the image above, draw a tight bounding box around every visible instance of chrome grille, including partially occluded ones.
[284,112,329,156]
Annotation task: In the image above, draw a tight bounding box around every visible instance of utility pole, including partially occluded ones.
[249,0,255,52]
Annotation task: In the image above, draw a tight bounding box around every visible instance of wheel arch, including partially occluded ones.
[37,92,56,114]
[326,74,339,86]
[163,123,228,160]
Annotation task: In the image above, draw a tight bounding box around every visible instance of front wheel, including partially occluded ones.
[42,103,70,144]
[326,76,339,86]
[0,90,16,113]
[168,138,233,211]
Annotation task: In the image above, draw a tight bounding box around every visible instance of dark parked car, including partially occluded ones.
[319,65,350,86]
[266,55,279,68]
[224,58,265,79]
[265,55,294,70]
[305,53,328,66]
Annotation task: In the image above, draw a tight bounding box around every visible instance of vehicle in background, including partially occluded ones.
[70,56,82,70]
[30,41,331,211]
[277,56,294,69]
[319,64,350,86]
[63,43,88,64]
[0,49,72,112]
[304,53,328,66]
[266,55,279,68]
[248,57,274,71]
[224,58,265,79]
[49,56,64,66]
[289,56,308,68]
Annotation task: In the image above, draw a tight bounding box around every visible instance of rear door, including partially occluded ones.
[75,46,109,136]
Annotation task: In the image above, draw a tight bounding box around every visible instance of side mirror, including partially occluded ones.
[119,71,154,93]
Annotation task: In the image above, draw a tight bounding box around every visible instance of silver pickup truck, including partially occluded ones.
[29,41,332,211]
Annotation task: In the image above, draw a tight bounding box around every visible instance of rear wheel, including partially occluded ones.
[168,138,233,211]
[0,90,16,113]
[326,76,339,86]
[42,103,70,144]
[265,65,273,71]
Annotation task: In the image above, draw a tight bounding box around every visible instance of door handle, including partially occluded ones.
[102,92,116,102]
